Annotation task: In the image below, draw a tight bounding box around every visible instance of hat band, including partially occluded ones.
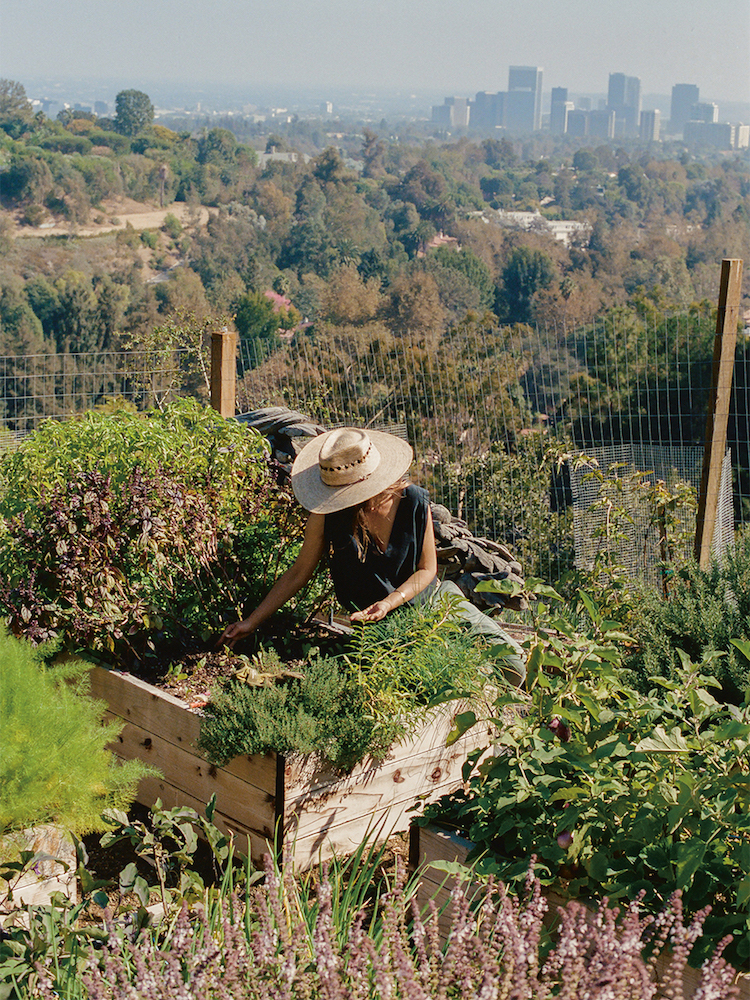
[319,441,381,487]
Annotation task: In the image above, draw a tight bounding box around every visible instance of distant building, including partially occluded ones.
[736,124,750,149]
[506,66,543,132]
[589,109,616,139]
[640,109,661,142]
[567,109,589,137]
[691,102,719,123]
[684,120,735,149]
[670,84,699,134]
[94,101,108,117]
[550,87,573,135]
[320,101,333,116]
[607,72,641,136]
[471,91,505,130]
[431,96,471,129]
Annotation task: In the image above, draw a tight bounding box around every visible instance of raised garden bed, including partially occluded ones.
[410,823,750,1000]
[90,665,491,871]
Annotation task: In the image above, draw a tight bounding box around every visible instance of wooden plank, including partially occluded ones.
[288,721,490,870]
[284,701,489,799]
[91,666,278,788]
[104,714,277,838]
[695,258,743,568]
[136,774,275,866]
[289,730,482,841]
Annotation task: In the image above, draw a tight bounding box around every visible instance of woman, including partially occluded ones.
[219,427,525,685]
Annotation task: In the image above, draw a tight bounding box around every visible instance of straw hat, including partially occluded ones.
[291,428,413,514]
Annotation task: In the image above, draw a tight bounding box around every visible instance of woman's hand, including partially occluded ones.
[217,618,255,649]
[350,600,391,623]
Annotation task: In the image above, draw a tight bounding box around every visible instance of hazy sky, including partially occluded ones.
[3,0,749,102]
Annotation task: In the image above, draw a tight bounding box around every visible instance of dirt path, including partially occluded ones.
[13,200,213,238]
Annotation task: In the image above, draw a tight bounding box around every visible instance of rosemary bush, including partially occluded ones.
[198,651,395,769]
[200,600,495,770]
[625,529,750,700]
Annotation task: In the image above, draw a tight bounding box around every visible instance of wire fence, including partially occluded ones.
[2,310,748,586]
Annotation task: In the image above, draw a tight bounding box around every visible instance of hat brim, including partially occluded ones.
[291,429,414,514]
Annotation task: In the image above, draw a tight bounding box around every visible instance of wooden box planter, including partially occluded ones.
[89,666,490,871]
[410,823,750,1000]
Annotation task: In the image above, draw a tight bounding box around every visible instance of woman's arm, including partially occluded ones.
[218,513,325,648]
[350,507,438,623]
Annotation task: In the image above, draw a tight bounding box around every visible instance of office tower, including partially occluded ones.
[550,87,572,134]
[589,109,616,139]
[567,109,589,137]
[506,65,543,132]
[692,102,719,123]
[640,109,661,141]
[684,121,735,148]
[670,84,699,133]
[607,72,641,136]
[431,97,471,128]
[472,91,504,130]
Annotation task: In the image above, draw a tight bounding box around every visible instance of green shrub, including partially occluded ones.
[0,399,307,664]
[626,529,750,700]
[162,212,182,240]
[0,630,148,837]
[421,593,750,966]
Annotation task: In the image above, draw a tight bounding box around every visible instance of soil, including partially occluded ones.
[10,197,213,239]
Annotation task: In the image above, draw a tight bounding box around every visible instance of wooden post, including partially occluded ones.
[694,259,743,568]
[210,326,236,419]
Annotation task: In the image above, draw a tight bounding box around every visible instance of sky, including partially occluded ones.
[2,0,749,105]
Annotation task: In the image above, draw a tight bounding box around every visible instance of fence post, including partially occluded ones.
[210,326,237,419]
[694,258,743,568]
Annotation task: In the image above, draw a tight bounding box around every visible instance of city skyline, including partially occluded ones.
[2,0,749,108]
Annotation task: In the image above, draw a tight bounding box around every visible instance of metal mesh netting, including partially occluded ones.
[1,307,747,587]
[567,444,734,588]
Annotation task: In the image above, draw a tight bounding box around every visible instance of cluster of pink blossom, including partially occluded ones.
[33,861,741,1000]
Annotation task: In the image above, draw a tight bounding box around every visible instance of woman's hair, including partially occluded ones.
[351,478,409,560]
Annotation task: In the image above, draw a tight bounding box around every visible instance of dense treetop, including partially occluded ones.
[0,81,748,361]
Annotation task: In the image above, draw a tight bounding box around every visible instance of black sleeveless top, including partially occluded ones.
[324,484,432,612]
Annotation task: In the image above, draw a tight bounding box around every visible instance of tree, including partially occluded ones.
[234,291,282,345]
[497,246,556,324]
[113,89,154,137]
[0,79,33,136]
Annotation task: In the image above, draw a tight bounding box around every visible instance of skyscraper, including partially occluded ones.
[640,109,661,142]
[550,87,572,135]
[670,84,700,134]
[472,91,504,131]
[506,66,543,132]
[607,72,641,137]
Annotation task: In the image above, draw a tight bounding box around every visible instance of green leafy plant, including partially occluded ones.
[0,399,311,666]
[422,591,750,966]
[198,650,394,769]
[0,796,252,1000]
